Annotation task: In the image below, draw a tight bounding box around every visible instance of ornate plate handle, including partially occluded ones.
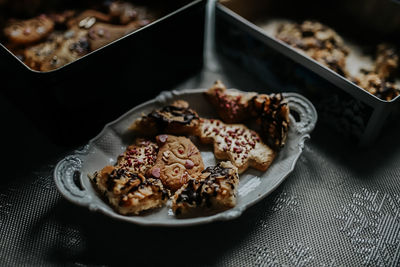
[284,92,318,135]
[54,149,93,208]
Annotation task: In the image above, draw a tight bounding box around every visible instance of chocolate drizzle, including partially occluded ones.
[176,163,233,206]
[149,105,199,126]
[202,164,231,179]
[250,93,290,150]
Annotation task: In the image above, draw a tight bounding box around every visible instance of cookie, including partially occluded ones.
[67,9,112,29]
[276,20,349,77]
[204,80,256,123]
[196,119,275,174]
[116,138,158,175]
[4,15,54,45]
[130,100,200,136]
[352,71,400,101]
[249,93,290,150]
[89,166,169,215]
[148,135,205,192]
[24,28,90,71]
[374,43,398,80]
[88,21,147,51]
[108,1,148,25]
[172,161,239,217]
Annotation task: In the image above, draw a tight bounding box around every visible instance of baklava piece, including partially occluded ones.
[130,100,200,136]
[172,161,239,217]
[196,119,275,174]
[90,166,169,215]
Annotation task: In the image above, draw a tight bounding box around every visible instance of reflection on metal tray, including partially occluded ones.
[0,0,206,145]
[216,0,400,146]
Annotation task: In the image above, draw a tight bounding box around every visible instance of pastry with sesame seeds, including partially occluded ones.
[172,161,239,217]
[89,166,169,215]
[195,119,275,174]
[148,135,205,192]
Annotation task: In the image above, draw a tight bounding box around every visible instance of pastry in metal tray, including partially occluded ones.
[4,14,54,45]
[172,161,239,217]
[276,20,349,77]
[89,166,169,215]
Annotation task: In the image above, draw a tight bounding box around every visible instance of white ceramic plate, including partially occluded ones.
[54,89,317,227]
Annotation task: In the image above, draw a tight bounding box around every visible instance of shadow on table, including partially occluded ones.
[21,187,283,267]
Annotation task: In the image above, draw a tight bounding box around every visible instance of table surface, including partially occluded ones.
[2,5,400,267]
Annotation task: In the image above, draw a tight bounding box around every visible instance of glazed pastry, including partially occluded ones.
[89,166,169,215]
[352,71,400,101]
[374,43,398,80]
[172,161,239,217]
[276,20,349,77]
[87,20,149,51]
[204,80,256,123]
[116,138,158,175]
[249,93,290,149]
[4,15,54,45]
[148,135,205,192]
[109,1,136,24]
[196,119,275,174]
[67,9,112,29]
[130,100,200,136]
[24,28,90,71]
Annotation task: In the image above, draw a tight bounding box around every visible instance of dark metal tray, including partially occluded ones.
[216,0,400,146]
[0,0,206,145]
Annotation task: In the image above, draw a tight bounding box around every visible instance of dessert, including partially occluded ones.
[196,119,275,174]
[204,80,256,123]
[116,138,158,175]
[204,81,290,150]
[4,15,54,45]
[172,161,239,216]
[149,135,205,192]
[276,20,400,100]
[89,166,169,215]
[276,20,349,77]
[249,93,290,149]
[130,100,200,136]
[1,1,157,71]
[374,43,399,80]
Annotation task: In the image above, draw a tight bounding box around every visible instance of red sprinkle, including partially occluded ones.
[185,160,194,169]
[151,168,160,178]
[178,148,184,154]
